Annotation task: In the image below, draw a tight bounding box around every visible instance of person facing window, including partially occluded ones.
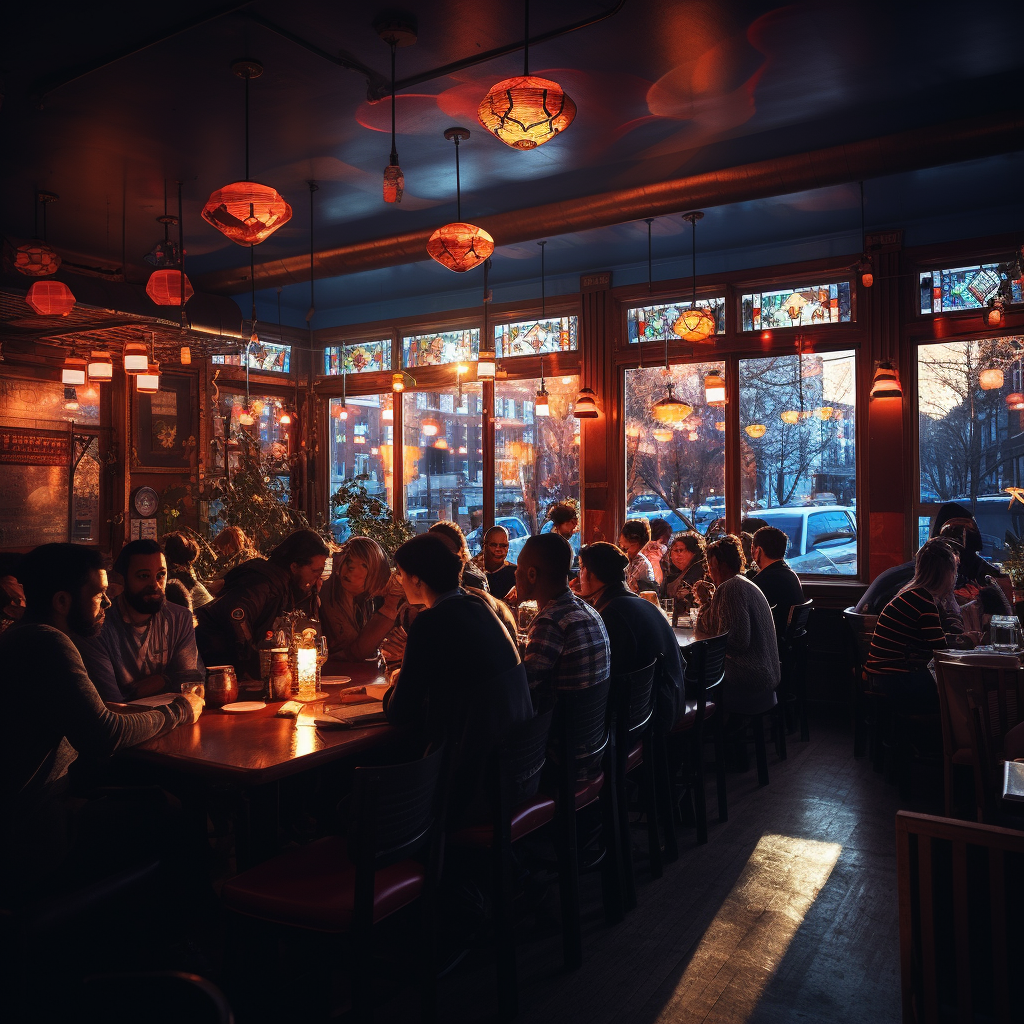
[750,525,805,635]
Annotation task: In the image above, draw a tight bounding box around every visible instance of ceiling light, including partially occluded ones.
[426,127,494,273]
[535,384,550,417]
[146,269,194,306]
[421,417,440,437]
[573,387,599,419]
[123,341,149,374]
[869,362,903,399]
[673,212,716,343]
[61,355,86,386]
[15,192,62,277]
[377,21,412,203]
[26,280,75,316]
[704,373,726,407]
[652,383,692,423]
[87,351,113,382]
[136,363,161,394]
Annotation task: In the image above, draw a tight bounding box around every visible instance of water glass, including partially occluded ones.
[660,597,675,623]
[689,606,699,628]
[518,600,539,632]
[990,614,1021,652]
[181,679,205,701]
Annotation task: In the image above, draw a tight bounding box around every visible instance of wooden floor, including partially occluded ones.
[426,710,923,1024]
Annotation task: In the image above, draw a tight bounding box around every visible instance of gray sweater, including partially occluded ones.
[695,573,781,714]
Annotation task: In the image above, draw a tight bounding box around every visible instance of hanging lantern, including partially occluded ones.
[433,437,448,450]
[14,242,61,277]
[704,373,726,407]
[869,362,903,399]
[535,388,550,417]
[979,367,1004,390]
[392,372,406,393]
[573,387,599,419]
[477,350,496,380]
[1006,393,1024,411]
[26,280,75,315]
[136,363,160,394]
[745,423,767,439]
[818,406,834,420]
[673,306,717,343]
[715,421,726,432]
[62,385,79,412]
[859,257,874,289]
[421,417,440,437]
[477,75,577,150]
[781,410,800,425]
[238,407,255,426]
[652,383,692,423]
[202,181,292,246]
[383,163,405,204]
[652,427,673,443]
[123,341,149,375]
[986,299,1005,327]
[180,346,192,365]
[331,402,349,420]
[279,410,292,426]
[61,355,86,386]
[146,269,194,306]
[87,351,113,382]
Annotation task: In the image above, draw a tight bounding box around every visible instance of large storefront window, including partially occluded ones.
[213,392,292,505]
[403,385,483,534]
[624,362,725,536]
[739,349,857,574]
[917,336,1024,564]
[327,395,394,542]
[490,376,579,561]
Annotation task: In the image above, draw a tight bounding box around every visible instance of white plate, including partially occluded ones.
[220,701,267,712]
[320,675,352,686]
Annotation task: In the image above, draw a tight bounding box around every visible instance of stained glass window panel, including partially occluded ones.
[494,316,578,357]
[212,341,291,373]
[918,264,1024,315]
[741,282,852,331]
[323,340,391,375]
[627,298,726,343]
[402,328,479,368]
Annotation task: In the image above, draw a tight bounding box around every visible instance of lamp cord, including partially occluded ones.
[523,0,529,76]
[177,180,186,329]
[244,71,250,181]
[390,41,398,165]
[454,135,461,222]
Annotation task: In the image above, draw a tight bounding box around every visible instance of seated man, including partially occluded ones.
[618,519,657,594]
[0,544,202,887]
[750,525,805,635]
[517,533,610,710]
[75,539,205,702]
[195,529,328,678]
[577,542,685,730]
[383,534,532,824]
[472,525,517,600]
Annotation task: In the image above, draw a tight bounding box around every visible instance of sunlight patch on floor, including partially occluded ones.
[653,834,842,1023]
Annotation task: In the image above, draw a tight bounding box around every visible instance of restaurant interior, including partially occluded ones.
[2,1,1024,1021]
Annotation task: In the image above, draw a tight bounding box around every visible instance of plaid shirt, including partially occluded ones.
[524,588,610,702]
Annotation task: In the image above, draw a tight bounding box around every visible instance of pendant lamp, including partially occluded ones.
[136,363,161,394]
[704,373,726,407]
[202,61,292,246]
[146,269,194,306]
[422,417,440,437]
[869,362,903,399]
[674,212,716,342]
[652,428,673,443]
[27,280,75,316]
[61,354,86,386]
[377,20,414,203]
[574,388,599,419]
[477,0,575,150]
[15,192,62,277]
[87,351,113,382]
[535,356,550,418]
[745,423,767,439]
[858,182,874,288]
[426,128,494,273]
[123,340,149,375]
[979,367,1004,390]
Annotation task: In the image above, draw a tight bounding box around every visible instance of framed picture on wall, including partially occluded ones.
[134,372,195,470]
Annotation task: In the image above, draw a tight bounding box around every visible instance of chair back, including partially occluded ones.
[687,633,727,698]
[932,655,992,769]
[896,811,1024,1024]
[556,676,612,782]
[963,661,1024,814]
[496,709,554,811]
[783,599,813,639]
[843,606,877,677]
[610,660,657,768]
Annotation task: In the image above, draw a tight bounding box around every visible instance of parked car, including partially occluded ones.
[632,508,696,535]
[756,505,858,575]
[465,516,531,562]
[329,517,351,543]
[628,494,670,515]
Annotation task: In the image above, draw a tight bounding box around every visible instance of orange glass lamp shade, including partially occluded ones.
[383,163,405,204]
[136,364,161,394]
[673,306,717,343]
[625,423,642,439]
[745,423,767,439]
[534,387,550,417]
[979,367,1004,390]
[1007,393,1024,411]
[87,351,113,382]
[27,280,75,316]
[573,387,599,419]
[392,373,405,393]
[869,362,903,399]
[426,222,494,273]
[146,269,194,306]
[201,182,293,246]
[123,341,150,375]
[652,427,673,443]
[278,410,292,426]
[331,402,349,420]
[238,408,255,426]
[421,417,440,437]
[180,346,192,365]
[715,421,726,432]
[652,383,692,424]
[61,356,87,386]
[780,410,800,425]
[14,242,61,277]
[477,75,576,150]
[433,437,448,450]
[704,373,726,407]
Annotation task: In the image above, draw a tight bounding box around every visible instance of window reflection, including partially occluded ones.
[212,393,291,504]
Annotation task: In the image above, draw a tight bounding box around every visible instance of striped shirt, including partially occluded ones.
[866,586,951,674]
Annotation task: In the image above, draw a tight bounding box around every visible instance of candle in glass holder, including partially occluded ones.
[294,643,319,701]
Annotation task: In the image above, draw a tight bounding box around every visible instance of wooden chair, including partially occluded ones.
[778,599,814,742]
[665,633,728,850]
[449,710,556,1021]
[965,661,1024,821]
[895,811,1024,1024]
[609,659,660,910]
[843,606,880,762]
[221,746,447,1023]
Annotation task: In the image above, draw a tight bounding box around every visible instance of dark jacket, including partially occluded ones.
[663,558,707,600]
[596,584,686,729]
[753,559,805,636]
[195,558,296,677]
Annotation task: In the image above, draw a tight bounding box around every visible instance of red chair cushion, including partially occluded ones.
[450,794,557,849]
[671,700,717,733]
[575,770,605,810]
[626,743,643,772]
[221,836,424,933]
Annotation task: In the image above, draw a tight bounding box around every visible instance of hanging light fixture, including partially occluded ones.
[14,192,62,277]
[238,408,255,426]
[136,362,161,394]
[745,423,767,439]
[574,387,599,419]
[393,372,406,393]
[652,427,673,443]
[986,298,1005,327]
[651,227,692,423]
[433,437,448,450]
[704,373,726,407]
[123,340,149,375]
[146,269,194,306]
[421,417,440,437]
[279,409,292,426]
[202,61,292,246]
[477,0,575,150]
[781,409,800,424]
[426,127,494,273]
[62,385,80,412]
[1007,392,1024,411]
[870,362,903,399]
[979,367,1004,390]
[61,354,86,386]
[858,182,874,288]
[26,280,75,316]
[674,212,716,342]
[180,346,192,365]
[87,351,113,382]
[376,19,414,203]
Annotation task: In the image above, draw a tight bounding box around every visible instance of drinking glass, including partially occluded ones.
[660,597,675,623]
[990,615,1021,652]
[689,606,699,628]
[518,600,538,632]
[315,635,329,668]
[181,679,205,700]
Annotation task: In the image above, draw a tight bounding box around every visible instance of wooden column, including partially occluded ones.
[865,229,906,579]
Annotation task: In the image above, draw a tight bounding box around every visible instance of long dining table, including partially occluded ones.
[121,660,407,866]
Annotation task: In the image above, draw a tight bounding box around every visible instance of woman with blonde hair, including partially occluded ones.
[319,536,405,661]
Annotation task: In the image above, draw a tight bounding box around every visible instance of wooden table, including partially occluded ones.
[673,624,698,649]
[122,661,402,865]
